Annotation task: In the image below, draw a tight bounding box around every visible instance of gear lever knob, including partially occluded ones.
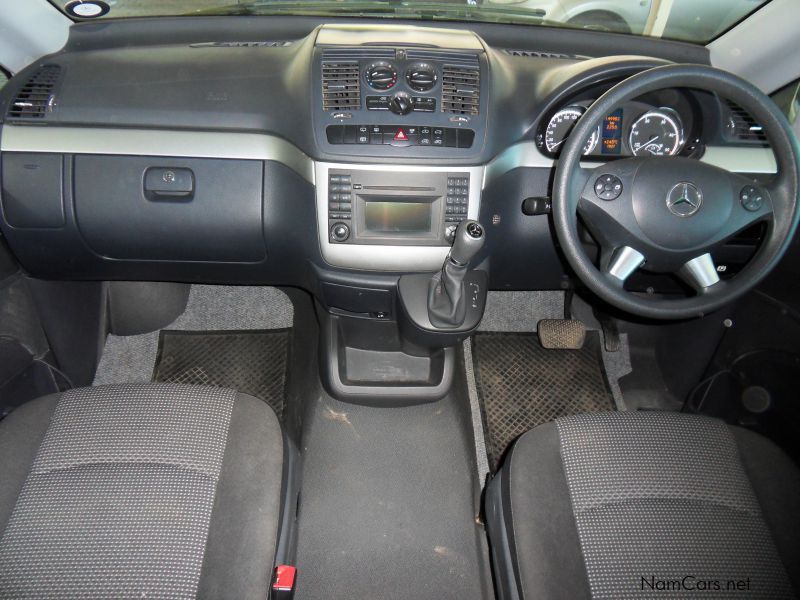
[449,220,485,266]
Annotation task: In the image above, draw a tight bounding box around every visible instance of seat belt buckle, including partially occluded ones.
[271,565,297,600]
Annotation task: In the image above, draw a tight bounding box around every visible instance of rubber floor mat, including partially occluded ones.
[153,330,289,420]
[472,331,614,471]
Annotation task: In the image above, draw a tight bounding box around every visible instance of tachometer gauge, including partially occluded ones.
[544,107,599,155]
[629,109,684,156]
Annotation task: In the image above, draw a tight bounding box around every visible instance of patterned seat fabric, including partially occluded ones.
[486,411,800,600]
[0,384,285,599]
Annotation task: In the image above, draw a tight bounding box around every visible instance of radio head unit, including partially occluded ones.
[327,169,470,246]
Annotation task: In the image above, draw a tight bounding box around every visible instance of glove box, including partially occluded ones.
[73,155,265,262]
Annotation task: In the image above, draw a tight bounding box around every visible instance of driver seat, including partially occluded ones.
[485,411,800,599]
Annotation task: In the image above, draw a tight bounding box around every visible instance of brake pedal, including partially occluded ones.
[537,319,586,350]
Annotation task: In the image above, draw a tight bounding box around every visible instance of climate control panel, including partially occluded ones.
[316,46,486,157]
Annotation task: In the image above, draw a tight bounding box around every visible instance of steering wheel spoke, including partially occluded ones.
[603,245,646,284]
[677,253,723,294]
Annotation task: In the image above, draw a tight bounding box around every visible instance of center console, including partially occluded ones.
[311,26,491,404]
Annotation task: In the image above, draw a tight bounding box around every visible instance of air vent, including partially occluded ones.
[321,48,395,60]
[7,65,61,120]
[190,41,292,48]
[724,99,767,143]
[406,50,481,62]
[503,49,585,60]
[441,63,480,116]
[322,60,361,111]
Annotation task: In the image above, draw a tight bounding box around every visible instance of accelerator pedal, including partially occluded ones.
[537,319,587,350]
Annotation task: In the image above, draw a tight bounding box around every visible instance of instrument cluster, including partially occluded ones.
[538,95,698,159]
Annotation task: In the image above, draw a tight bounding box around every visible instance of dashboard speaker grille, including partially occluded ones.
[7,65,61,120]
[322,60,361,111]
[190,41,293,48]
[441,63,480,116]
[724,99,767,143]
[503,48,585,60]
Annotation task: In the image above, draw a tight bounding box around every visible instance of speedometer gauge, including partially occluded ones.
[629,109,684,156]
[544,107,599,155]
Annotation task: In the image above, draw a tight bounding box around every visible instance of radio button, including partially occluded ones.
[331,222,350,242]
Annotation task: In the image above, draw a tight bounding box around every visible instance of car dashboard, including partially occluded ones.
[0,19,776,296]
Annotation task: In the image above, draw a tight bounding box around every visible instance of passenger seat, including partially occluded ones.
[485,411,800,599]
[0,384,294,599]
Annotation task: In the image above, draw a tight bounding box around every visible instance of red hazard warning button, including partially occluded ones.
[393,129,408,141]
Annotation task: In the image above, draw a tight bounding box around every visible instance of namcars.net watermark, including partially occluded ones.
[642,576,752,593]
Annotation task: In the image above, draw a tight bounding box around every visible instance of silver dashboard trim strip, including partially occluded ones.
[700,145,777,174]
[483,142,777,186]
[0,125,315,183]
[315,162,484,272]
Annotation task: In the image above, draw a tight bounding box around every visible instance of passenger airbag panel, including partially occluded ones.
[73,155,265,262]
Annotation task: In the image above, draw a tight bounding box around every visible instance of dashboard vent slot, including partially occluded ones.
[190,41,293,48]
[322,59,361,111]
[321,48,395,60]
[441,63,480,116]
[724,99,767,143]
[503,49,585,60]
[405,50,481,63]
[7,65,61,120]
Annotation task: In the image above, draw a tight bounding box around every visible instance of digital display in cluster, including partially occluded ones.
[601,109,624,155]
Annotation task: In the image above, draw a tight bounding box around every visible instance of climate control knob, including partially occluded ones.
[389,92,413,116]
[330,222,350,242]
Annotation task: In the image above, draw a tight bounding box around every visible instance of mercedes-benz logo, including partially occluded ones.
[666,182,703,217]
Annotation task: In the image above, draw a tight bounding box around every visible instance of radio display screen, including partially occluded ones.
[601,108,623,155]
[364,201,432,234]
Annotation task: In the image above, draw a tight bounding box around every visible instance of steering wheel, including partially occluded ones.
[552,64,800,320]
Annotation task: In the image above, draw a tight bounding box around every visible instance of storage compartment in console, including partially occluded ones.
[73,155,265,262]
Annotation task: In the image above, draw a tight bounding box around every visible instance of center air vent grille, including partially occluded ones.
[7,65,61,120]
[322,60,361,111]
[724,99,767,143]
[441,63,480,116]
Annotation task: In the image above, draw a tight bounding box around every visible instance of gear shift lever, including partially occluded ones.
[428,220,485,328]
